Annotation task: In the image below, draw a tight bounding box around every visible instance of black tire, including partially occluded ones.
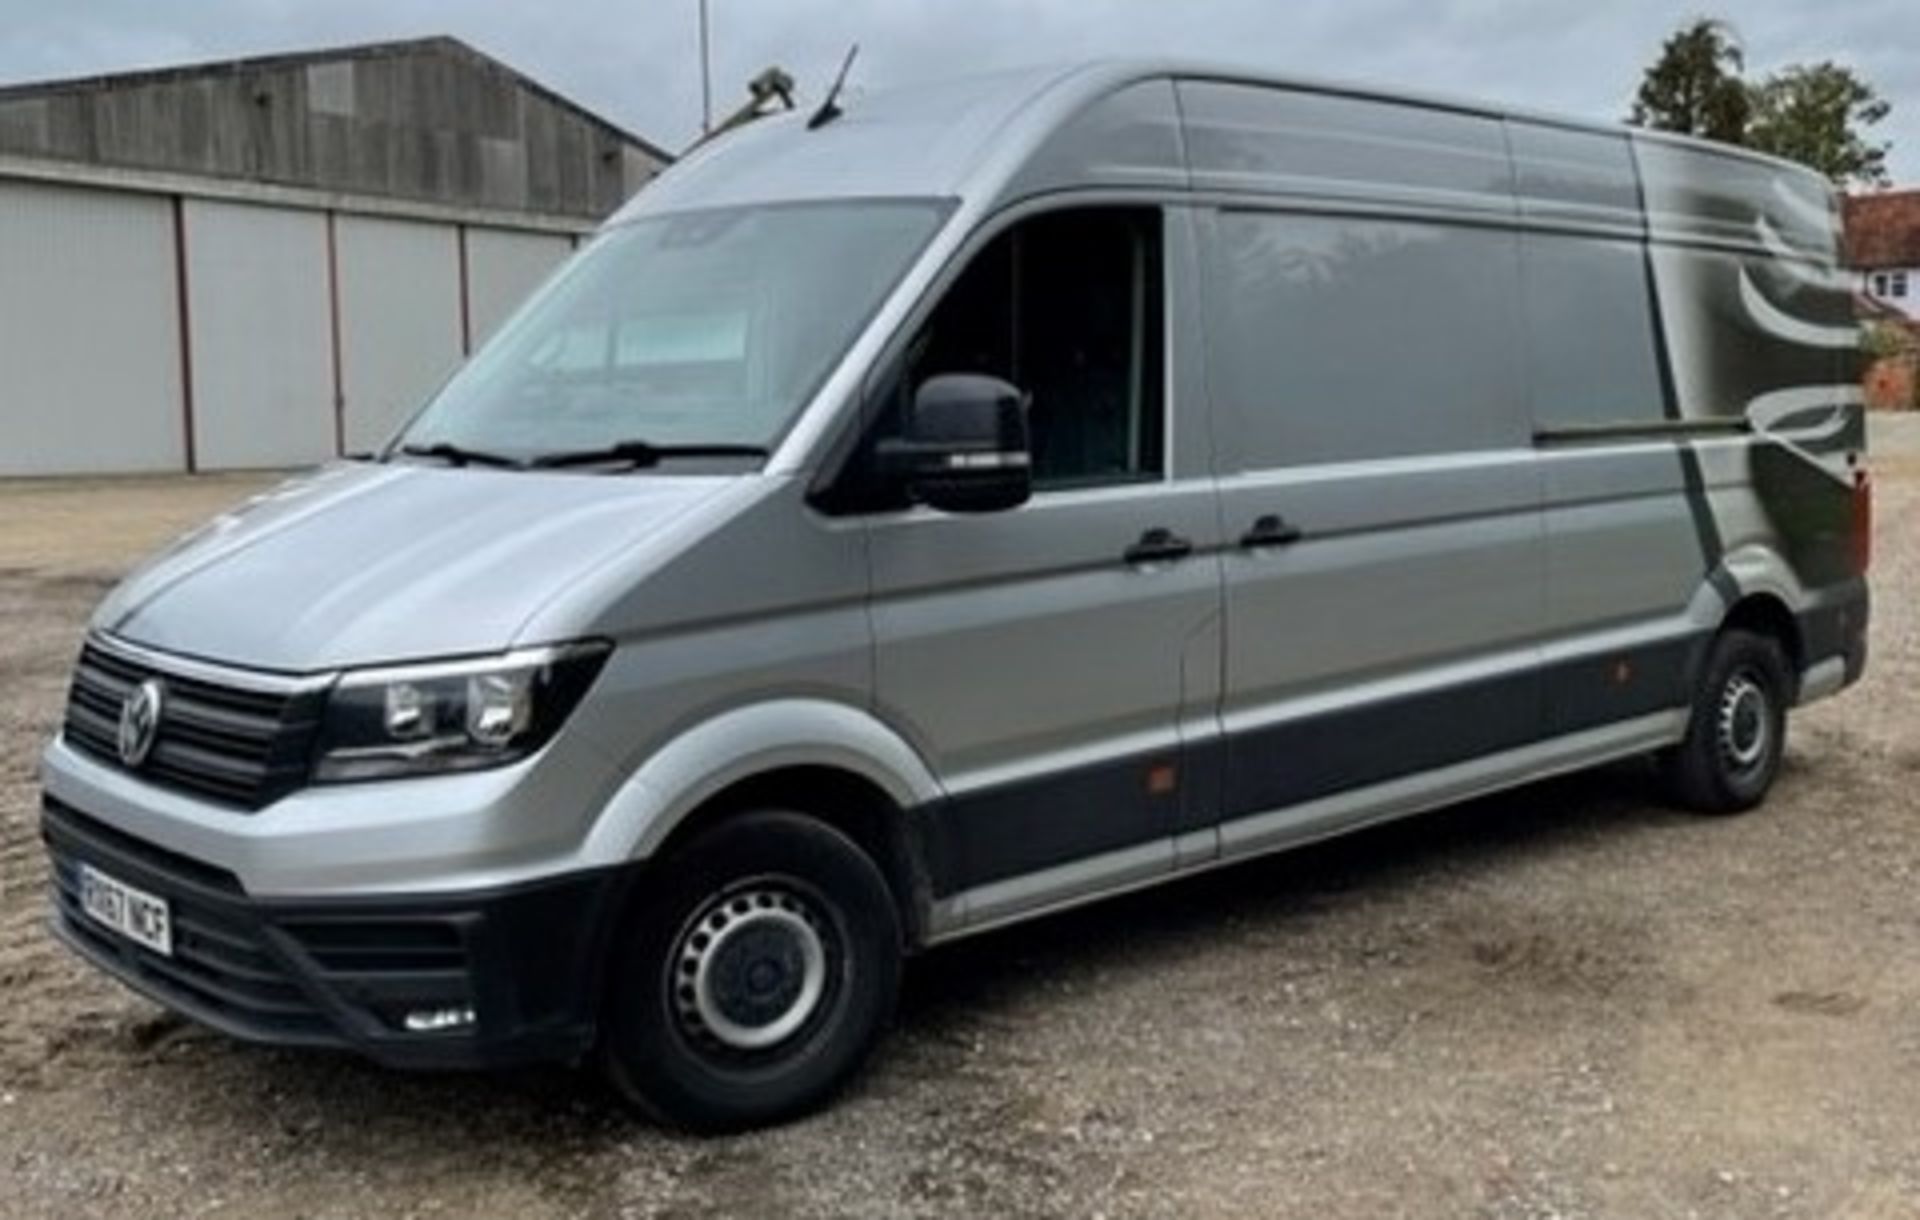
[600,810,902,1132]
[1660,628,1792,814]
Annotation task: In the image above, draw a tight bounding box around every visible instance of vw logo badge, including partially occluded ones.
[118,679,166,768]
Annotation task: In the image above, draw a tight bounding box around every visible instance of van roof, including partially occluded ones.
[611,58,1831,224]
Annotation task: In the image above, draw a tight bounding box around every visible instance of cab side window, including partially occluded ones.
[906,207,1165,490]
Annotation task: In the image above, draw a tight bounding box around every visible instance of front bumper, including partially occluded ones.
[42,795,625,1069]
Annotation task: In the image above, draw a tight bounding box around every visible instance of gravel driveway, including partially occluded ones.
[3,422,1917,1219]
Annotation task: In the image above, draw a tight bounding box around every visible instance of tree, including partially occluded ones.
[1627,21,1895,187]
[1628,19,1751,141]
[1745,62,1892,186]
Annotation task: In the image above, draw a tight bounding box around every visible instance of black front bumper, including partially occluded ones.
[41,796,624,1070]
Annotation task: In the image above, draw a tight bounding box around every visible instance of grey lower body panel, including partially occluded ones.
[925,629,1702,899]
[926,582,1868,937]
[929,709,1687,942]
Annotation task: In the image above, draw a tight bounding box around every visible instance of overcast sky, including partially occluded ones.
[0,0,1914,184]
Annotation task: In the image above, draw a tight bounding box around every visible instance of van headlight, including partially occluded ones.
[312,643,611,783]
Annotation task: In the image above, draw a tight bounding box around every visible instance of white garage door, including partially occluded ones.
[184,199,335,470]
[335,215,463,453]
[0,180,185,475]
[465,227,574,347]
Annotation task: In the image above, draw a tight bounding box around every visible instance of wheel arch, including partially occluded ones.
[1694,543,1811,694]
[654,765,935,947]
[581,699,946,943]
[1718,593,1804,675]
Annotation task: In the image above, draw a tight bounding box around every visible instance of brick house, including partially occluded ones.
[1845,191,1920,408]
[1844,190,1920,321]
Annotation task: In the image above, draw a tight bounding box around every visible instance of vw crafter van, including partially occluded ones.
[41,62,1870,1130]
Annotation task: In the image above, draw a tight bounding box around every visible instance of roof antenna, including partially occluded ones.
[808,44,859,130]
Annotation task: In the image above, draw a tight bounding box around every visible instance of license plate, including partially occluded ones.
[78,864,173,957]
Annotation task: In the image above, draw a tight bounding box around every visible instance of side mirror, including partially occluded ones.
[877,373,1032,514]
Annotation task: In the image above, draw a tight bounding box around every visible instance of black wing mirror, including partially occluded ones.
[876,373,1032,514]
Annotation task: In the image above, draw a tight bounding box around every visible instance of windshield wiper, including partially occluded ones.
[396,442,525,469]
[528,441,772,470]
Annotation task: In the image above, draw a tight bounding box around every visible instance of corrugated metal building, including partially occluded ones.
[0,37,670,475]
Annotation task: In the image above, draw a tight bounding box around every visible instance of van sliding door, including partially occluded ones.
[1197,206,1547,852]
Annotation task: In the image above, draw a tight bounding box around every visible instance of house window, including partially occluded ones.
[1872,272,1890,296]
[1893,271,1910,299]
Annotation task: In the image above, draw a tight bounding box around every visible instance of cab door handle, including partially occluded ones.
[1124,527,1194,565]
[1239,514,1304,549]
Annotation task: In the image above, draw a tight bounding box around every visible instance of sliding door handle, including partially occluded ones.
[1123,527,1194,565]
[1239,514,1304,549]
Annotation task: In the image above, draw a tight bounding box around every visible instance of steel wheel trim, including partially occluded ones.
[671,884,832,1053]
[1716,669,1772,773]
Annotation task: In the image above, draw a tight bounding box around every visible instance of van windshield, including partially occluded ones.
[393,199,949,464]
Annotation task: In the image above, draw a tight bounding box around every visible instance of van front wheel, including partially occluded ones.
[1660,628,1791,815]
[601,811,902,1131]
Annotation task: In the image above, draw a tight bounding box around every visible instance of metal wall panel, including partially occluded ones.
[0,179,184,474]
[464,226,572,346]
[0,41,664,220]
[335,214,463,452]
[184,199,335,469]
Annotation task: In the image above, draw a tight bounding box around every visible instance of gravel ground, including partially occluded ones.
[3,424,1919,1219]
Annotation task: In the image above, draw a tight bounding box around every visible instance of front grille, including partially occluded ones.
[62,639,328,810]
[43,799,336,1044]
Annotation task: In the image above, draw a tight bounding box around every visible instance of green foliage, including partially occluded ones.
[1746,62,1891,186]
[1862,320,1915,361]
[1628,19,1750,141]
[1627,20,1892,187]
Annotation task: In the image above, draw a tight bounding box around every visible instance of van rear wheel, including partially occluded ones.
[600,811,901,1132]
[1659,628,1791,815]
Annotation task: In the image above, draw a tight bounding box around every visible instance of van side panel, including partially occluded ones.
[1507,121,1643,237]
[1509,124,1711,730]
[1000,80,1190,202]
[1517,124,1864,736]
[1634,138,1860,450]
[1182,83,1545,831]
[1178,81,1515,215]
[1634,138,1865,621]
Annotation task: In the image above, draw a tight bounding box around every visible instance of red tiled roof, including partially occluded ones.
[1843,190,1920,268]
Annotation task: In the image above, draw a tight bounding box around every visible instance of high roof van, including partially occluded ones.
[41,61,1870,1130]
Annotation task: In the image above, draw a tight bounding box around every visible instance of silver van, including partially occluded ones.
[40,61,1871,1130]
